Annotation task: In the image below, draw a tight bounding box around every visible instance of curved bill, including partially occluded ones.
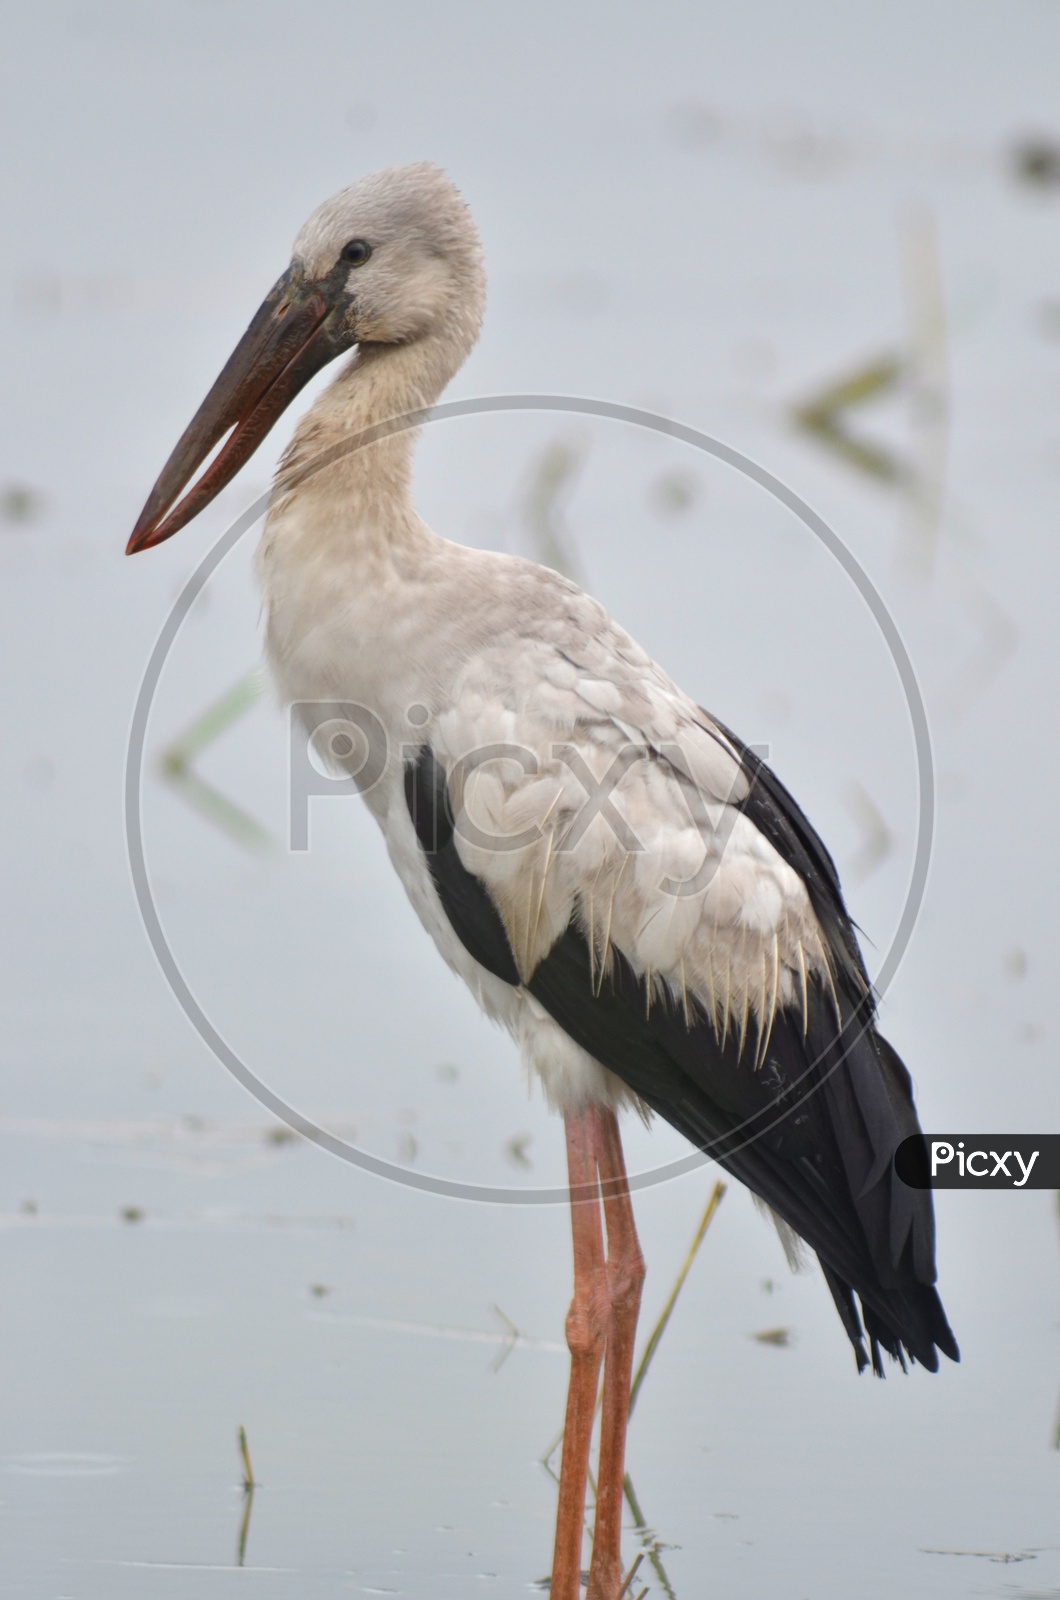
[127,263,352,554]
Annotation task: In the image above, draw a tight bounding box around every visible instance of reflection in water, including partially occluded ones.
[490,1304,522,1373]
[236,1483,255,1568]
[236,1426,256,1567]
[6,1453,127,1478]
[900,210,949,576]
[791,350,910,487]
[787,212,1024,740]
[622,1476,677,1600]
[790,211,950,576]
[159,667,273,851]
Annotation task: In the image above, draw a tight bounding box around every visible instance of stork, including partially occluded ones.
[127,164,958,1600]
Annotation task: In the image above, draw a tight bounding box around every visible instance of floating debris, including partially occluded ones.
[751,1326,792,1347]
[1004,947,1029,981]
[265,1125,298,1146]
[922,1546,1038,1563]
[0,484,44,524]
[505,1134,533,1168]
[309,1284,330,1298]
[649,469,699,516]
[120,1206,144,1224]
[1012,137,1060,189]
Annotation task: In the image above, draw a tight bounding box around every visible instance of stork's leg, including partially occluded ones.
[586,1107,645,1600]
[551,1104,609,1600]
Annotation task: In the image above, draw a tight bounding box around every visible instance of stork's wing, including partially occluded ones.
[711,714,870,1008]
[403,633,957,1375]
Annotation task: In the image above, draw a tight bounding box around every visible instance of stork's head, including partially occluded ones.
[127,164,483,553]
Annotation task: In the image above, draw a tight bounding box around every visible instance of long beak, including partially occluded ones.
[127,263,351,554]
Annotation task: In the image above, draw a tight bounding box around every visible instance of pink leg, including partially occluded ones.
[551,1105,609,1600]
[586,1108,645,1600]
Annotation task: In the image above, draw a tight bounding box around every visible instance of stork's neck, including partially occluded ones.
[267,325,469,559]
[259,313,481,717]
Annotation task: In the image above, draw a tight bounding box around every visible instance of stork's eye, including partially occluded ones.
[341,239,372,266]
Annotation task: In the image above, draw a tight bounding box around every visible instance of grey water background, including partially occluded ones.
[1,2,1059,1593]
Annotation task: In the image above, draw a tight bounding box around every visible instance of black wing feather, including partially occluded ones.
[404,749,519,987]
[405,743,958,1374]
[709,713,870,1000]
